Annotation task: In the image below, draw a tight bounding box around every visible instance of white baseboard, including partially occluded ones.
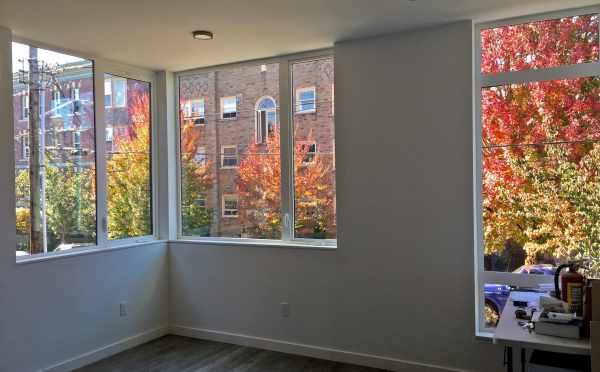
[42,325,169,372]
[169,325,465,372]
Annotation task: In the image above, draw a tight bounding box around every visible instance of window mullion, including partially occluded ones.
[279,58,294,241]
[93,62,108,247]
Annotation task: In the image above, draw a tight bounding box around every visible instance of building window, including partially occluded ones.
[296,87,316,113]
[104,77,127,108]
[21,93,29,120]
[71,86,81,114]
[299,143,317,164]
[221,145,238,168]
[104,79,112,108]
[12,41,97,256]
[255,96,277,144]
[184,99,205,125]
[72,131,81,150]
[104,74,152,240]
[221,96,237,119]
[222,195,239,218]
[195,147,207,165]
[194,196,207,208]
[178,57,335,243]
[52,90,61,116]
[21,132,29,159]
[476,11,600,331]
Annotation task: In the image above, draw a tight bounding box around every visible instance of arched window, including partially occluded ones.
[255,96,277,144]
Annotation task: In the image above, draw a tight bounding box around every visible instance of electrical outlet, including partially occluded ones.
[281,302,290,318]
[119,302,127,317]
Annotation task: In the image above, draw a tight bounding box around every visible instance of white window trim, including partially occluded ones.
[21,93,29,120]
[175,50,336,248]
[222,194,239,218]
[220,144,238,169]
[296,86,316,114]
[473,5,600,336]
[220,95,238,120]
[8,38,160,263]
[299,141,317,164]
[195,146,207,165]
[255,95,277,144]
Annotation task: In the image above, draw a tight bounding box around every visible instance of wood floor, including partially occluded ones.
[77,335,389,372]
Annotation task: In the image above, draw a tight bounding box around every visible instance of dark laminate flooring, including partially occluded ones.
[76,335,389,372]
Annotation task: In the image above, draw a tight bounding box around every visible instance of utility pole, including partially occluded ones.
[27,46,47,254]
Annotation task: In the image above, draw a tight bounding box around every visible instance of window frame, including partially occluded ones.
[220,95,238,120]
[255,95,277,144]
[473,5,600,336]
[10,38,159,263]
[175,50,336,248]
[222,194,239,218]
[220,144,238,169]
[295,86,316,114]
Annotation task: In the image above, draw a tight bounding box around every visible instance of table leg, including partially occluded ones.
[520,348,526,372]
[505,346,513,372]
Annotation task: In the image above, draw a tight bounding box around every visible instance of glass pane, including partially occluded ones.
[105,75,152,240]
[12,42,96,256]
[179,63,281,239]
[482,77,600,277]
[481,14,599,74]
[292,58,336,240]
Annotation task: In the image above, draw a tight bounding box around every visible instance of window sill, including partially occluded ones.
[476,330,495,342]
[174,237,337,250]
[15,239,167,265]
[295,110,316,115]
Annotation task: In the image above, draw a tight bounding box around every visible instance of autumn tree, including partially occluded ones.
[481,14,600,274]
[106,94,152,239]
[179,119,213,236]
[237,128,336,239]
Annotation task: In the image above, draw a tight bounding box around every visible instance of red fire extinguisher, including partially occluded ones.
[554,263,585,315]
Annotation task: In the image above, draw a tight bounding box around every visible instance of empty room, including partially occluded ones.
[1,0,599,371]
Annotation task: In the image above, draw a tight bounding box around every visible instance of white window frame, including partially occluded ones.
[255,96,277,144]
[8,38,159,263]
[299,142,317,164]
[220,144,238,168]
[52,89,61,117]
[71,85,81,115]
[104,79,112,108]
[222,194,239,218]
[175,51,336,248]
[220,96,238,120]
[185,98,205,125]
[296,86,316,114]
[473,5,600,336]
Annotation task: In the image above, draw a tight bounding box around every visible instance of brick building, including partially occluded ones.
[179,57,335,238]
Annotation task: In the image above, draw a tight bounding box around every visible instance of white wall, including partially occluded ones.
[0,27,169,372]
[169,21,504,372]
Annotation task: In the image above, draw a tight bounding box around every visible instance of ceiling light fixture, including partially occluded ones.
[192,30,214,40]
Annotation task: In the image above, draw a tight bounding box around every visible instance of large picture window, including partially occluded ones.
[178,55,336,244]
[12,41,155,259]
[476,9,600,331]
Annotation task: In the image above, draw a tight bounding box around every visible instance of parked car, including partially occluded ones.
[484,264,556,327]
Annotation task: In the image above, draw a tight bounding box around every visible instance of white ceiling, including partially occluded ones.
[0,0,598,71]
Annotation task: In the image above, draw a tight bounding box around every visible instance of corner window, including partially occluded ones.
[221,145,238,168]
[222,195,239,218]
[296,87,316,113]
[12,41,96,256]
[221,96,237,119]
[476,11,600,331]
